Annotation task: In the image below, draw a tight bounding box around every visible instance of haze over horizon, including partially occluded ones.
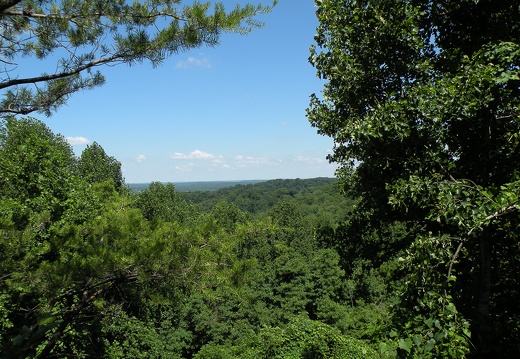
[35,1,337,182]
[126,177,335,184]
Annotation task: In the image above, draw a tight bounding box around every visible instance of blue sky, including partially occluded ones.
[34,0,337,183]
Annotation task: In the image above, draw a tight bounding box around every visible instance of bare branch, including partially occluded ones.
[447,240,464,282]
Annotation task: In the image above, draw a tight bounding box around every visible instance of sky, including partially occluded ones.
[32,0,337,183]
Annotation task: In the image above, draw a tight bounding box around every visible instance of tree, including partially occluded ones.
[0,116,87,222]
[0,140,193,357]
[77,141,124,189]
[133,182,198,224]
[0,119,203,358]
[208,201,249,233]
[308,0,520,357]
[0,0,276,116]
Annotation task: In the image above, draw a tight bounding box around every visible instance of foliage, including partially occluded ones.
[181,178,352,223]
[77,141,124,190]
[0,117,75,212]
[0,0,276,116]
[133,181,198,225]
[380,235,471,358]
[207,202,250,233]
[0,116,102,236]
[1,118,381,357]
[308,0,520,357]
[194,316,381,359]
[1,118,184,357]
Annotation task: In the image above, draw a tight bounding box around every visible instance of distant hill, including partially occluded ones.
[179,177,345,214]
[128,180,266,193]
[130,177,352,228]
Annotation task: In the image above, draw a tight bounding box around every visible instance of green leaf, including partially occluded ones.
[424,338,435,352]
[434,330,446,342]
[398,338,413,353]
[412,335,422,347]
[37,314,56,326]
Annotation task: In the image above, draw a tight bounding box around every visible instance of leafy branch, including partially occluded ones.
[0,0,276,116]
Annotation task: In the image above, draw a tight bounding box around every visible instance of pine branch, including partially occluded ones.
[0,0,23,13]
[2,9,187,22]
[0,55,119,90]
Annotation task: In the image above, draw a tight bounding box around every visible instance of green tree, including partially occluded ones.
[133,182,198,224]
[0,116,94,224]
[0,119,195,357]
[208,202,249,233]
[77,141,124,189]
[0,0,276,116]
[308,0,520,357]
[0,182,193,358]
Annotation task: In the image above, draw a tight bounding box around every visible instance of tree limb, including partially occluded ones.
[0,0,23,13]
[0,54,119,90]
[447,202,519,281]
[33,271,140,359]
[447,240,464,282]
[2,9,187,22]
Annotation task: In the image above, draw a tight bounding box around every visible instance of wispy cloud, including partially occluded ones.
[66,136,90,146]
[171,150,223,160]
[135,154,147,163]
[175,54,211,69]
[293,155,326,164]
[234,155,279,167]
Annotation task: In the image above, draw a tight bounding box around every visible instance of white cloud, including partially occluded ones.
[192,150,220,160]
[171,150,223,160]
[66,136,90,146]
[234,155,277,167]
[293,155,326,164]
[175,54,211,69]
[135,154,147,163]
[172,152,186,158]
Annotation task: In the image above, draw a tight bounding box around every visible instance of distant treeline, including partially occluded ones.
[179,177,352,219]
[128,179,266,193]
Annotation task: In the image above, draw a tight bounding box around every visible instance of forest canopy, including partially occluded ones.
[0,117,378,358]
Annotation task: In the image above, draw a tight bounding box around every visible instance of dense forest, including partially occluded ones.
[179,177,350,216]
[2,0,520,358]
[0,117,377,358]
